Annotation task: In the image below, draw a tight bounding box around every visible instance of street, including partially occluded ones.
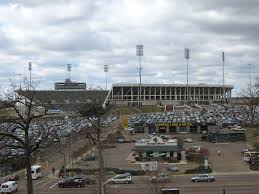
[16,173,259,194]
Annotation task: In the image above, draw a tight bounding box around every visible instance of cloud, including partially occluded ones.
[0,0,258,96]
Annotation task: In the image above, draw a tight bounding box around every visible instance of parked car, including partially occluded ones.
[125,138,135,143]
[167,164,179,172]
[184,138,192,143]
[192,145,201,151]
[109,173,133,184]
[82,154,96,161]
[150,173,170,183]
[58,178,85,188]
[6,174,19,181]
[191,174,215,182]
[73,174,95,185]
[0,181,18,193]
[116,138,125,143]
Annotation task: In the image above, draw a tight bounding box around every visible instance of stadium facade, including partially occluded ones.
[106,83,234,105]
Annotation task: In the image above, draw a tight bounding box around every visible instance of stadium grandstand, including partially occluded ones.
[106,83,234,106]
[18,90,109,113]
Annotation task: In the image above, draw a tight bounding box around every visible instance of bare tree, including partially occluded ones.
[240,83,259,125]
[78,98,112,194]
[0,80,59,194]
[146,170,169,194]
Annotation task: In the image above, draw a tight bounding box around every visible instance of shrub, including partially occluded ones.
[185,166,213,174]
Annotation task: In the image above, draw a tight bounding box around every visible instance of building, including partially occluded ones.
[55,79,86,91]
[132,136,182,162]
[107,83,234,106]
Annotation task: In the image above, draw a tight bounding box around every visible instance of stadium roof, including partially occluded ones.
[112,83,234,88]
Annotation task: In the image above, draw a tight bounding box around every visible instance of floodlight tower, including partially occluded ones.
[184,48,190,105]
[104,65,108,90]
[222,52,226,103]
[67,64,72,80]
[28,62,32,90]
[136,45,143,107]
[248,64,252,94]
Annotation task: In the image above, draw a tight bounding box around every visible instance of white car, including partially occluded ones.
[109,173,133,184]
[191,174,215,182]
[184,138,192,143]
[0,181,18,193]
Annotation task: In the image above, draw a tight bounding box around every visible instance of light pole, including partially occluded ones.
[248,64,252,94]
[28,62,32,90]
[104,65,108,90]
[222,52,226,103]
[136,45,143,107]
[184,48,190,105]
[67,64,71,80]
[16,73,22,90]
[53,138,66,178]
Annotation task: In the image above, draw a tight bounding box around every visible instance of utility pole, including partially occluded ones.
[136,45,143,107]
[184,48,190,105]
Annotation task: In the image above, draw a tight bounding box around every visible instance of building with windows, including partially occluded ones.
[107,83,234,105]
[55,79,86,91]
[133,136,182,161]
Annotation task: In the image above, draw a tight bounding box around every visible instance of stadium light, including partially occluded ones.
[248,64,252,94]
[184,48,190,105]
[136,45,143,107]
[67,64,72,80]
[28,62,32,90]
[104,65,109,90]
[222,52,226,103]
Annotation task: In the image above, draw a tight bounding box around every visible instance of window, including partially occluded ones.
[36,168,41,173]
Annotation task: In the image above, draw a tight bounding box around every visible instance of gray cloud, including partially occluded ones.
[0,0,258,95]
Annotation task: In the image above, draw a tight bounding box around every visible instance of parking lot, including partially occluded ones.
[76,132,251,173]
[182,135,250,172]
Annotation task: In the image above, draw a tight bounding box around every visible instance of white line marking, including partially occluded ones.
[34,180,46,186]
[49,181,59,189]
[39,180,52,188]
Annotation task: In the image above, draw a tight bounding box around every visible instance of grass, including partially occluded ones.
[114,105,164,116]
[245,128,259,150]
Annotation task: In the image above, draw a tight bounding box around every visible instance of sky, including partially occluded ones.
[0,0,258,95]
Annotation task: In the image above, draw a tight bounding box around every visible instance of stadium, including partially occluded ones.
[106,83,234,106]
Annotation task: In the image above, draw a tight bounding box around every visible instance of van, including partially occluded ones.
[0,181,18,194]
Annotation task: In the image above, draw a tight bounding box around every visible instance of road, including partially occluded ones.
[16,173,259,194]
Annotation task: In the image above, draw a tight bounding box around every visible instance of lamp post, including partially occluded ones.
[136,45,143,107]
[104,65,108,90]
[184,48,190,105]
[53,138,66,178]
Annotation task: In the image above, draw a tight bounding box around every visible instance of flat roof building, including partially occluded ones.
[55,79,86,91]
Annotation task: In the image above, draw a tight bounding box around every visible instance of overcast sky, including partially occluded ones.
[0,0,258,95]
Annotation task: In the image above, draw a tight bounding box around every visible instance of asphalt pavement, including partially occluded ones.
[16,173,259,194]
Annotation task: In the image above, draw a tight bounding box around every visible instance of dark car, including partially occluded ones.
[58,178,85,188]
[82,154,96,161]
[73,174,95,184]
